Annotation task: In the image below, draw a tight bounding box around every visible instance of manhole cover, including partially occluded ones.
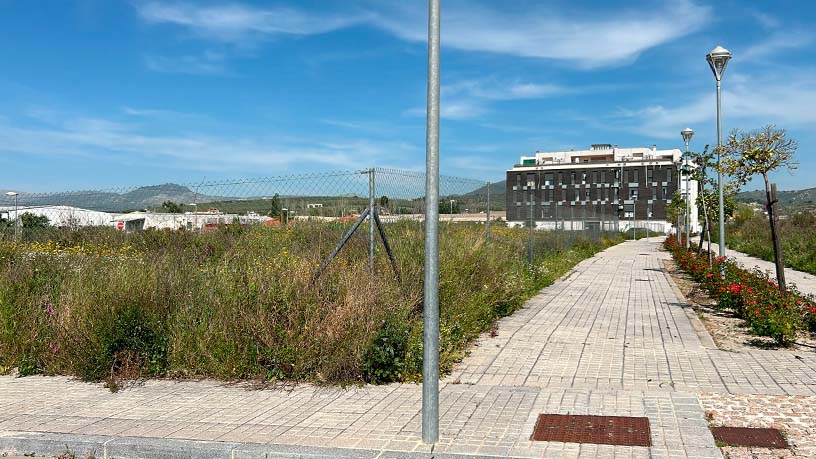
[710,427,789,448]
[530,414,651,447]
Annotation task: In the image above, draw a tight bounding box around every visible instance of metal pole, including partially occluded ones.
[422,0,440,444]
[716,79,725,258]
[486,181,491,240]
[684,141,690,249]
[677,164,682,244]
[529,195,534,265]
[369,168,375,277]
[14,195,18,242]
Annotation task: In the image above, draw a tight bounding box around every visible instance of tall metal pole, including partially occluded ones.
[486,181,491,240]
[684,140,690,249]
[677,163,682,244]
[422,0,441,445]
[369,168,375,276]
[716,79,725,258]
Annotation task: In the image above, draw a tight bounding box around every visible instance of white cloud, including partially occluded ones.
[136,1,369,43]
[136,0,710,68]
[0,109,418,173]
[613,73,816,140]
[742,31,813,62]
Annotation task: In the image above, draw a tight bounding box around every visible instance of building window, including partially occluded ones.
[526,173,536,187]
[601,171,606,183]
[544,173,554,186]
[585,190,591,201]
[633,169,639,183]
[666,167,673,182]
[581,172,587,184]
[652,186,657,199]
[603,187,608,201]
[571,172,576,184]
[629,188,638,200]
[558,172,563,185]
[662,186,668,199]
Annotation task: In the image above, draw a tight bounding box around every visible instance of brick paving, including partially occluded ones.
[2,238,815,458]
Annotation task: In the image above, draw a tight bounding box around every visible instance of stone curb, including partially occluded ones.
[0,431,530,459]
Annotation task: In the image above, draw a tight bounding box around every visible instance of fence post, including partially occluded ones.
[422,0,441,444]
[529,196,534,265]
[369,168,375,277]
[486,181,491,241]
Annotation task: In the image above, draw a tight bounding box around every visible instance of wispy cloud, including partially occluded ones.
[612,72,816,140]
[136,1,369,43]
[0,108,418,174]
[742,30,813,62]
[143,50,229,75]
[135,0,710,69]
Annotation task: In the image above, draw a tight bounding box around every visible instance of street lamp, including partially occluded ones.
[707,45,732,258]
[5,191,18,241]
[681,128,694,249]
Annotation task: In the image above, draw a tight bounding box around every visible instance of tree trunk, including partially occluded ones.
[764,175,787,291]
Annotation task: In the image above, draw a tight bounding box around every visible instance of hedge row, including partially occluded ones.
[664,237,816,345]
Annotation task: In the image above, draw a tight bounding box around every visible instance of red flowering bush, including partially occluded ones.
[664,237,814,345]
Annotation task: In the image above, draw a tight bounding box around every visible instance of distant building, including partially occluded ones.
[506,144,698,233]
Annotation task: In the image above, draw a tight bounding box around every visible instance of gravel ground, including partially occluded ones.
[700,392,816,458]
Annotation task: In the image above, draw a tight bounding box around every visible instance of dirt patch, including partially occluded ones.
[662,257,816,352]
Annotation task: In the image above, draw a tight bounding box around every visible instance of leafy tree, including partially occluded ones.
[688,147,738,260]
[719,125,798,290]
[439,200,461,214]
[161,200,182,213]
[379,195,389,208]
[267,194,282,218]
[20,212,49,228]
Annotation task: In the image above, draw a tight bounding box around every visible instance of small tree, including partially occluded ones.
[719,125,798,290]
[267,194,282,218]
[379,195,389,209]
[21,212,50,228]
[161,200,182,213]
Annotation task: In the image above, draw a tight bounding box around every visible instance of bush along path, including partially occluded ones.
[664,237,816,345]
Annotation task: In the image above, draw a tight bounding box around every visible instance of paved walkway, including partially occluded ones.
[2,238,816,458]
[711,243,816,297]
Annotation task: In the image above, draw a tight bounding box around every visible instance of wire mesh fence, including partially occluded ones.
[0,167,644,274]
[0,168,491,234]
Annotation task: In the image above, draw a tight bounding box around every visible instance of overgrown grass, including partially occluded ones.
[726,207,816,275]
[0,222,624,387]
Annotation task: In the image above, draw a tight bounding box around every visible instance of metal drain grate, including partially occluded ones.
[531,414,651,447]
[710,427,789,448]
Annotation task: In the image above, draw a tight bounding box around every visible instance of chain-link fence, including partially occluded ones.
[0,168,492,233]
[1,167,642,273]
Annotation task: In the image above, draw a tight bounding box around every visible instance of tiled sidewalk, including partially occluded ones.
[2,238,815,458]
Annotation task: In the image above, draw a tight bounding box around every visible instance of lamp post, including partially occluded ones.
[707,45,732,258]
[681,128,694,249]
[5,192,18,241]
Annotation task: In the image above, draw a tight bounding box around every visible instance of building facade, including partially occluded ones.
[506,144,698,233]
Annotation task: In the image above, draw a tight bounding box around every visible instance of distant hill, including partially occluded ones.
[466,181,506,197]
[736,187,816,211]
[14,184,224,212]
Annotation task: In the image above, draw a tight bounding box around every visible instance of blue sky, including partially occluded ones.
[1,0,815,192]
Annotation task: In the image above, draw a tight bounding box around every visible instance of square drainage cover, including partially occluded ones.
[531,414,651,447]
[710,427,789,449]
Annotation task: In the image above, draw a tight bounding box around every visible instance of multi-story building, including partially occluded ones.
[506,144,698,233]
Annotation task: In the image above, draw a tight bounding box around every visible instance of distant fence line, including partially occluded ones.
[0,168,494,233]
